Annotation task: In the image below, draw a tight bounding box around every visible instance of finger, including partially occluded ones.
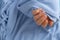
[32,8,43,16]
[48,20,54,27]
[39,9,46,15]
[32,8,40,16]
[33,13,41,21]
[33,9,46,21]
[36,15,47,25]
[33,12,45,21]
[41,19,48,28]
[47,16,54,27]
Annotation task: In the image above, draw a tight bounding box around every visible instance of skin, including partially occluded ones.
[32,8,54,28]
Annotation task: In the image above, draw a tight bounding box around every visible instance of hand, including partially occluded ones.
[32,8,54,28]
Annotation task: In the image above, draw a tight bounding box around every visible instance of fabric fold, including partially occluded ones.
[17,0,59,23]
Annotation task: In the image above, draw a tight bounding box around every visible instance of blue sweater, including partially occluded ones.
[0,0,60,40]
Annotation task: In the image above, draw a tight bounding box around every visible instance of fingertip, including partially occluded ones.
[41,19,48,28]
[48,20,54,27]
